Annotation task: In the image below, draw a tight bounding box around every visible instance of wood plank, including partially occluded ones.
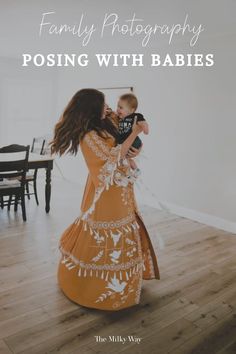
[172,311,236,354]
[0,340,12,354]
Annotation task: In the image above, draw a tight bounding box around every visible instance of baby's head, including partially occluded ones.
[117,93,138,119]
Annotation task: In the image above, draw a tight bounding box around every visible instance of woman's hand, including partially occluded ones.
[105,105,113,116]
[126,145,142,158]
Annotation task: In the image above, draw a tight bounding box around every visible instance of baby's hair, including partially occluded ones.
[119,93,138,111]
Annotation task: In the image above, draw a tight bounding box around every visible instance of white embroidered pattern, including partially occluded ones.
[91,250,104,262]
[83,133,108,161]
[87,214,134,229]
[80,132,122,220]
[135,266,143,304]
[95,274,128,303]
[109,249,122,264]
[146,248,156,278]
[60,247,142,271]
[126,247,137,258]
[126,238,136,245]
[93,230,105,244]
[90,130,111,155]
[110,230,122,247]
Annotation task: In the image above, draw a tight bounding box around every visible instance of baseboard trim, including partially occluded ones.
[146,200,236,234]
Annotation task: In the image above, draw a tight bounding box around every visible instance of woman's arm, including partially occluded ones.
[120,118,143,159]
[105,107,143,159]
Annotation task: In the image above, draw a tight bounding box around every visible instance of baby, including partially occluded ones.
[116,93,149,174]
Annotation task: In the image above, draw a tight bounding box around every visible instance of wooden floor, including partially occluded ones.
[0,177,236,354]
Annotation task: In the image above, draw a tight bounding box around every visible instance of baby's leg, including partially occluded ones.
[128,158,138,170]
[128,158,141,179]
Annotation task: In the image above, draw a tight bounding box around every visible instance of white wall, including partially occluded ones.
[135,35,236,231]
[0,58,58,146]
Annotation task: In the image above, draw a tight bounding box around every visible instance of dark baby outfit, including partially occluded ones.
[117,113,145,149]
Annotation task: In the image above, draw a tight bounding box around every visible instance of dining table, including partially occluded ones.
[28,153,54,212]
[0,150,54,213]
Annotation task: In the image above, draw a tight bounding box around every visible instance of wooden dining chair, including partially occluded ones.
[25,137,46,205]
[0,144,30,221]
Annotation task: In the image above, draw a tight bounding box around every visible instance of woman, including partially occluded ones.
[51,88,160,311]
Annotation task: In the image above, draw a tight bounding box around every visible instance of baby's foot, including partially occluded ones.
[133,168,141,178]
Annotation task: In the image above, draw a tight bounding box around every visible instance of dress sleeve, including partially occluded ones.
[79,130,122,220]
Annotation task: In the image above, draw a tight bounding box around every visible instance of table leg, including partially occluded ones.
[45,167,52,213]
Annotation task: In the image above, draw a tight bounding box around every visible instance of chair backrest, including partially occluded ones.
[0,145,30,184]
[31,137,46,155]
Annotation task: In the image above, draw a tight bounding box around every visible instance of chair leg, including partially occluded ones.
[21,192,27,221]
[26,181,30,200]
[33,179,39,205]
[1,196,4,209]
[14,195,18,212]
[8,195,12,210]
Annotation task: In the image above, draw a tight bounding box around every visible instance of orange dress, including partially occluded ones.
[57,129,160,311]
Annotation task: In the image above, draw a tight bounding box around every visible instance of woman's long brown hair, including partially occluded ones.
[50,89,119,156]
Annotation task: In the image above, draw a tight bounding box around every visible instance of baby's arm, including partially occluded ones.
[135,113,149,135]
[137,120,149,135]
